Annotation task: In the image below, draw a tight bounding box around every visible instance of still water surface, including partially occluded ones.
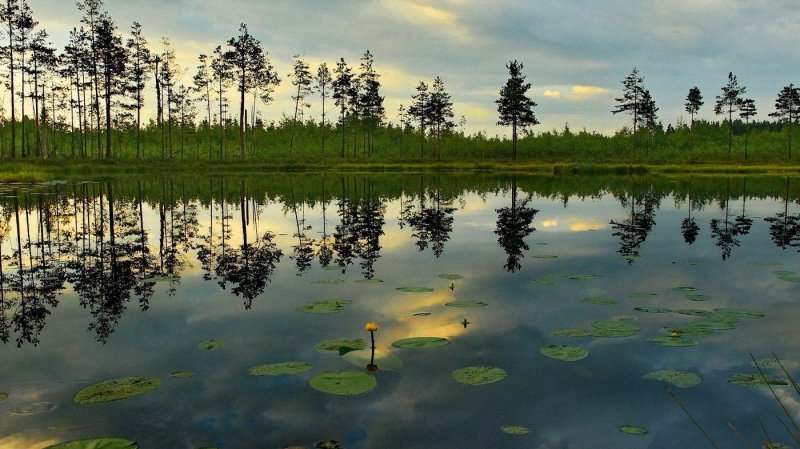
[0,174,799,448]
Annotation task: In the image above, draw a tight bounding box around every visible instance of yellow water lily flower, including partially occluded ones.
[365,322,379,332]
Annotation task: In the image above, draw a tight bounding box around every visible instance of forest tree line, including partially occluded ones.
[0,0,798,163]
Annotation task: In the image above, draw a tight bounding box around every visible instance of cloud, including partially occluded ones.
[378,0,471,44]
[543,89,561,98]
[570,85,610,98]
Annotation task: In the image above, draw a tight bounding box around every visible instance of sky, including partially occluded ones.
[21,0,800,136]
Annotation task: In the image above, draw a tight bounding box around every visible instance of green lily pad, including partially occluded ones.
[676,309,715,318]
[141,276,172,283]
[753,359,794,369]
[629,292,658,298]
[170,371,194,378]
[438,274,464,280]
[392,337,451,348]
[773,270,796,276]
[412,312,432,317]
[591,321,640,338]
[43,438,137,449]
[540,345,589,362]
[501,425,531,434]
[663,326,719,337]
[569,274,603,280]
[532,255,558,259]
[764,443,791,449]
[672,286,697,292]
[706,314,741,325]
[643,370,701,388]
[551,328,592,337]
[309,370,377,396]
[198,340,225,350]
[74,377,161,404]
[322,265,345,271]
[685,320,735,331]
[714,308,765,318]
[248,361,312,376]
[354,279,384,284]
[728,373,788,387]
[296,299,352,314]
[395,287,434,293]
[778,274,800,283]
[634,306,673,313]
[747,261,782,266]
[452,365,507,385]
[0,392,7,402]
[582,297,617,305]
[685,294,712,302]
[648,336,697,347]
[533,278,556,286]
[444,301,487,308]
[315,338,366,353]
[619,425,648,435]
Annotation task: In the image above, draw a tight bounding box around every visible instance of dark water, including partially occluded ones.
[0,174,799,449]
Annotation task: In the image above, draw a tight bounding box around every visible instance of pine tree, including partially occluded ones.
[358,50,384,157]
[288,55,312,154]
[714,72,746,159]
[769,84,800,160]
[331,58,353,159]
[210,45,230,159]
[427,76,454,160]
[611,67,647,157]
[684,86,703,150]
[193,53,213,159]
[408,81,429,158]
[316,62,331,156]
[2,0,20,157]
[125,21,150,159]
[738,97,756,160]
[496,60,538,161]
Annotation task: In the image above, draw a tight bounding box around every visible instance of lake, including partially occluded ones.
[0,173,799,449]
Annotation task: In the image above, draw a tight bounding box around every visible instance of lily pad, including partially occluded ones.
[533,278,556,286]
[0,392,7,402]
[296,299,352,314]
[313,278,346,285]
[444,301,487,308]
[452,365,507,385]
[728,373,788,387]
[540,345,589,362]
[551,328,592,337]
[74,377,161,404]
[672,286,697,292]
[438,274,464,280]
[648,336,697,347]
[778,274,800,283]
[764,443,791,449]
[570,274,603,280]
[395,287,434,293]
[643,370,701,388]
[591,321,640,338]
[676,309,715,318]
[170,371,194,378]
[619,425,648,436]
[309,370,377,396]
[686,320,735,331]
[532,255,558,259]
[322,265,345,271]
[635,306,673,313]
[141,276,172,283]
[315,338,366,353]
[629,292,658,298]
[354,279,384,284]
[248,361,312,376]
[663,326,718,337]
[753,359,794,369]
[198,340,225,350]
[43,438,137,449]
[392,337,451,349]
[501,425,531,434]
[412,312,432,317]
[685,294,712,302]
[747,261,782,266]
[714,308,765,318]
[582,297,617,305]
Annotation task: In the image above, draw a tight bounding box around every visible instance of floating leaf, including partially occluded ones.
[354,279,384,284]
[570,274,603,280]
[322,266,345,271]
[582,297,617,305]
[684,320,735,332]
[663,326,718,337]
[672,286,697,292]
[198,340,225,350]
[714,308,765,318]
[309,370,377,396]
[629,292,658,298]
[452,366,507,385]
[141,276,172,284]
[643,370,701,388]
[313,278,345,285]
[74,377,161,404]
[778,275,800,283]
[296,299,352,314]
[685,294,712,302]
[635,306,673,313]
[619,425,648,436]
[315,338,366,353]
[551,328,591,337]
[43,438,137,449]
[591,321,640,338]
[764,442,791,449]
[444,301,487,308]
[392,337,451,349]
[248,361,312,376]
[753,359,794,369]
[170,371,193,379]
[676,309,715,318]
[438,274,464,280]
[395,287,434,293]
[648,336,697,347]
[0,392,7,402]
[501,425,531,434]
[707,314,741,325]
[728,373,788,387]
[772,270,796,276]
[412,312,431,317]
[532,255,558,259]
[533,278,556,286]
[540,345,589,362]
[747,261,782,266]
[613,315,637,321]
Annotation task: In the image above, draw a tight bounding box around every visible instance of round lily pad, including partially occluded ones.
[296,299,352,314]
[764,443,791,449]
[501,425,531,434]
[570,274,603,280]
[582,297,617,305]
[438,274,464,280]
[629,292,658,298]
[728,373,788,387]
[714,308,765,318]
[322,265,345,271]
[643,370,701,388]
[170,371,194,378]
[779,274,800,282]
[354,279,384,284]
[309,370,377,396]
[706,314,741,325]
[43,438,137,449]
[540,345,589,362]
[412,312,432,317]
[685,320,735,331]
[313,278,345,285]
[773,270,795,276]
[635,306,673,313]
[532,255,558,259]
[74,377,161,404]
[551,328,591,337]
[591,321,640,338]
[444,301,487,308]
[685,294,712,302]
[663,326,718,337]
[198,340,225,350]
[452,365,507,385]
[395,287,434,293]
[533,278,556,286]
[648,336,697,347]
[315,338,366,353]
[753,359,794,369]
[675,309,715,317]
[619,425,648,435]
[0,392,7,402]
[392,337,451,348]
[672,286,697,292]
[248,361,312,376]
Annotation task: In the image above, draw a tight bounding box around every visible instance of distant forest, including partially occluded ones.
[0,0,798,163]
